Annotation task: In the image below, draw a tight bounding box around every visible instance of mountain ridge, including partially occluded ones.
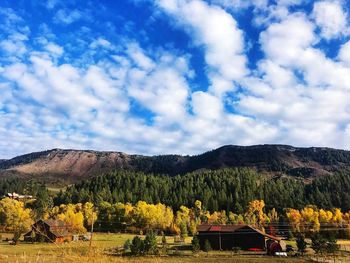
[1,144,350,184]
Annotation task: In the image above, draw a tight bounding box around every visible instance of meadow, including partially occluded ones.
[0,232,320,263]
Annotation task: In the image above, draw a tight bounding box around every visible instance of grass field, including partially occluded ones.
[0,232,343,263]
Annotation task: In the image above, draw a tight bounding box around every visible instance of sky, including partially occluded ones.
[1,0,350,158]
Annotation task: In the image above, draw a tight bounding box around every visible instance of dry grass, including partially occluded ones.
[0,233,336,263]
[0,253,311,263]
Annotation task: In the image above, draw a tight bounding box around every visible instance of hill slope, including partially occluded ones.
[1,144,350,183]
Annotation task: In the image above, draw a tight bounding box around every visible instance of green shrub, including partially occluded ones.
[191,236,200,253]
[144,230,158,255]
[203,239,211,254]
[130,236,144,255]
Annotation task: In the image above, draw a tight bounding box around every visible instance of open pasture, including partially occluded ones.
[0,233,319,263]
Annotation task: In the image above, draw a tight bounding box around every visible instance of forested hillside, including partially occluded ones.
[2,145,350,183]
[54,168,350,212]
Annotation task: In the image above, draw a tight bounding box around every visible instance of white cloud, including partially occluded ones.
[155,0,247,96]
[89,37,112,49]
[0,39,27,55]
[2,0,350,159]
[126,43,155,70]
[54,9,83,25]
[312,1,348,40]
[260,14,316,65]
[191,91,222,119]
[45,0,59,10]
[338,40,350,66]
[237,10,350,149]
[127,53,190,122]
[45,42,64,56]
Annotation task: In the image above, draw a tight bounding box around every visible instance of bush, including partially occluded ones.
[130,236,144,255]
[144,230,159,255]
[192,236,200,253]
[326,236,339,254]
[232,246,241,254]
[203,239,211,254]
[311,233,326,255]
[123,239,131,251]
[296,234,307,255]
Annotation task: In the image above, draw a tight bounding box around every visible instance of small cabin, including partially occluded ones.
[197,224,281,251]
[24,219,72,243]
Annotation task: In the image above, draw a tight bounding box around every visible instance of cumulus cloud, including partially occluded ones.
[238,10,350,148]
[338,40,350,65]
[89,38,112,49]
[44,43,64,56]
[54,9,83,25]
[155,0,247,96]
[312,0,348,40]
[1,0,350,158]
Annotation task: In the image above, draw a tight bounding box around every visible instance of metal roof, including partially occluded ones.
[197,224,281,241]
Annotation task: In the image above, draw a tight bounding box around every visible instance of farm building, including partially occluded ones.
[24,219,73,243]
[197,224,282,252]
[3,192,33,200]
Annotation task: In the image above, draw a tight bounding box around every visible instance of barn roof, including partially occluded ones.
[42,219,67,228]
[197,224,245,232]
[197,224,281,241]
[35,219,72,237]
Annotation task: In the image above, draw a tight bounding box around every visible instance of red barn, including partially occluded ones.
[24,219,73,243]
[197,224,281,251]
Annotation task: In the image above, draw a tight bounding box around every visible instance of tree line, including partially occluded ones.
[54,168,350,212]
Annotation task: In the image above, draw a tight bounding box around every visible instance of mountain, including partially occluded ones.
[1,144,350,184]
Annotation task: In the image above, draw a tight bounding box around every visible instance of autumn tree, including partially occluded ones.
[175,205,190,236]
[0,198,33,244]
[300,206,320,234]
[245,200,267,228]
[50,203,86,233]
[286,208,302,233]
[82,202,97,228]
[266,208,279,235]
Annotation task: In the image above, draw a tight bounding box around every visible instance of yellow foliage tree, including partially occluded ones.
[50,203,87,233]
[245,200,267,228]
[132,201,174,230]
[0,198,33,244]
[332,208,342,225]
[300,206,320,233]
[319,209,333,224]
[82,202,97,227]
[286,208,301,233]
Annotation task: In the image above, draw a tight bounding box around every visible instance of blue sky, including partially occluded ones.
[1,0,350,158]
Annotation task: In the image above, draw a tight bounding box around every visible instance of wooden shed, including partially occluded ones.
[24,219,73,243]
[197,224,281,251]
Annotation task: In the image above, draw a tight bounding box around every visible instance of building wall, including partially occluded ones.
[198,226,266,251]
